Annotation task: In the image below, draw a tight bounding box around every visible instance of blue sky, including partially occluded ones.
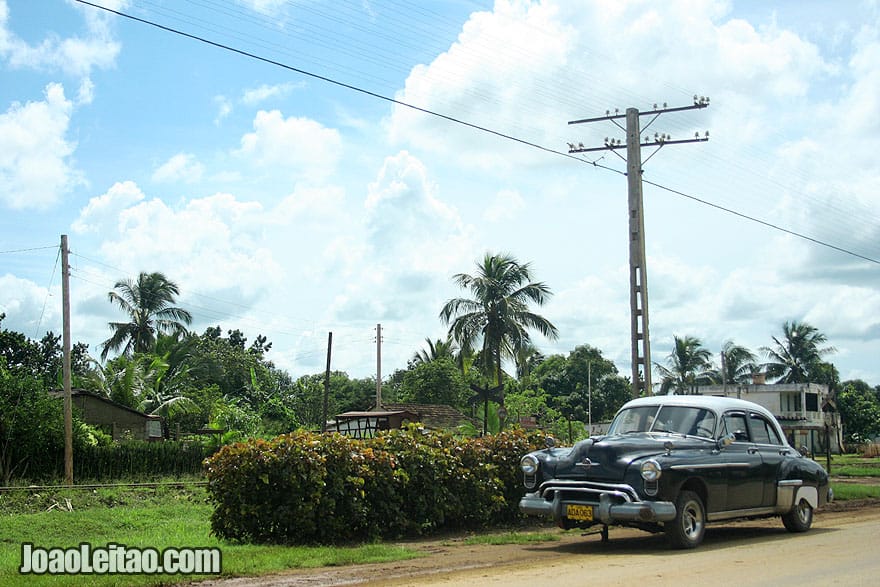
[1,0,879,386]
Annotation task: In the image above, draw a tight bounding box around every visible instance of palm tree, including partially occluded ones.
[761,321,836,383]
[411,336,458,366]
[716,340,758,385]
[100,272,193,360]
[655,335,713,394]
[440,253,558,429]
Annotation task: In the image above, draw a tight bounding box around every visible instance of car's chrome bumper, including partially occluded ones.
[520,483,676,524]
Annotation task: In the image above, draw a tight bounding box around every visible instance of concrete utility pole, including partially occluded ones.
[375,324,382,409]
[61,234,73,485]
[568,97,710,398]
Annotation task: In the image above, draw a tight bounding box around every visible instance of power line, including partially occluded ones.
[73,1,880,267]
[0,245,57,254]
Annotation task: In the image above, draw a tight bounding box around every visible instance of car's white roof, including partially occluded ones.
[619,394,776,420]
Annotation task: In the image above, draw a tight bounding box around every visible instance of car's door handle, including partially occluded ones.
[779,449,791,456]
[748,447,759,454]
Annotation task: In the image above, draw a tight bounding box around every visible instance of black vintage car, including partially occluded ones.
[519,395,832,548]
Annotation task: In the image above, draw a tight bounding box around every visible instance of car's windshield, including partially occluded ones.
[608,405,717,439]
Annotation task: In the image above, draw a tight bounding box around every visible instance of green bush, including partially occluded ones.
[204,427,544,544]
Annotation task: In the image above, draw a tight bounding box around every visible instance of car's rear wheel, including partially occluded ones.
[782,497,813,532]
[665,490,706,549]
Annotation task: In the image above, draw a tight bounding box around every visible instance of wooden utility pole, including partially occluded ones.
[322,332,332,433]
[375,324,382,409]
[568,97,710,397]
[61,234,73,485]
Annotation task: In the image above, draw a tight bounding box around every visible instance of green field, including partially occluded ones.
[0,485,421,587]
[2,460,878,587]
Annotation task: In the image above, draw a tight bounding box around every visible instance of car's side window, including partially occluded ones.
[722,412,750,442]
[749,413,782,445]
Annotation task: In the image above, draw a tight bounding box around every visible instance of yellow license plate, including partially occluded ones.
[566,504,593,521]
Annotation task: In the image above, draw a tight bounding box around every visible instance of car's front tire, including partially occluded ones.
[665,490,706,549]
[781,497,813,532]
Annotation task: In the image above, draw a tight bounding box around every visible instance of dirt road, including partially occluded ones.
[200,502,880,587]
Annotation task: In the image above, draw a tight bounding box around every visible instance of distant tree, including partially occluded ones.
[714,340,758,385]
[100,272,192,360]
[0,361,90,483]
[399,358,468,408]
[761,321,835,384]
[0,314,92,387]
[837,380,880,443]
[513,342,544,389]
[440,253,558,432]
[533,345,627,422]
[655,335,713,394]
[410,336,458,366]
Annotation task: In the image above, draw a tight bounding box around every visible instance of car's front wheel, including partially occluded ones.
[665,490,706,549]
[781,497,813,532]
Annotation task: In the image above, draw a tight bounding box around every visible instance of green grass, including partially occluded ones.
[0,498,421,586]
[832,465,880,477]
[459,531,560,546]
[830,483,880,501]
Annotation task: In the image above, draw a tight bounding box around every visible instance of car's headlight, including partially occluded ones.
[521,455,539,475]
[640,459,662,482]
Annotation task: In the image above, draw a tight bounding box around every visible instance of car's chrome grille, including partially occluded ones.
[538,479,639,504]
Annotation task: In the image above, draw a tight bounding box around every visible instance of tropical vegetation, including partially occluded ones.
[3,257,880,486]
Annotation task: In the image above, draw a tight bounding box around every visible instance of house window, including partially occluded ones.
[783,393,801,412]
[805,393,819,412]
[146,420,162,438]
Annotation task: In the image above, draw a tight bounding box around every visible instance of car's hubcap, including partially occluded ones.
[797,500,811,523]
[683,501,703,538]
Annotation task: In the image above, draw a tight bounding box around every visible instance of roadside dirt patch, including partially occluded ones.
[194,501,880,587]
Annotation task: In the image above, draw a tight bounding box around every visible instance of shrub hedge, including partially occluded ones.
[204,427,545,544]
[76,441,214,481]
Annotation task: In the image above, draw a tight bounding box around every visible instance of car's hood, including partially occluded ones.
[535,433,710,481]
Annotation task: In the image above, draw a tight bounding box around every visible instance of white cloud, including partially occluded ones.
[241,82,301,106]
[73,180,145,234]
[0,274,56,335]
[0,83,81,209]
[237,0,287,16]
[213,95,232,125]
[483,189,525,222]
[95,190,280,298]
[237,110,342,180]
[152,153,205,184]
[388,0,831,170]
[0,0,121,78]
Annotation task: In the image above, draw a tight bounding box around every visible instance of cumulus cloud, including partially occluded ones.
[92,189,281,301]
[326,151,473,326]
[0,83,81,209]
[72,180,145,233]
[152,153,205,184]
[0,274,57,335]
[237,110,342,180]
[0,0,122,78]
[388,0,830,170]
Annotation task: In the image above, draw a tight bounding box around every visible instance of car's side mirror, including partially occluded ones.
[717,433,735,449]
